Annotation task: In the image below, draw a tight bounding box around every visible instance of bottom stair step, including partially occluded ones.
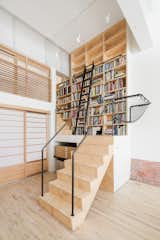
[38,192,83,230]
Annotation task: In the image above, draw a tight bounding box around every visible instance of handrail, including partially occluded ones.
[112,93,151,123]
[41,123,66,196]
[71,128,89,216]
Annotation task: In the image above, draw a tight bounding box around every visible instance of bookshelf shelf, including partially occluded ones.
[56,78,71,123]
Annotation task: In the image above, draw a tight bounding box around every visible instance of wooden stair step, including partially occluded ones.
[49,179,90,209]
[75,152,104,164]
[38,192,82,230]
[77,144,108,156]
[57,168,96,191]
[65,158,102,168]
[84,136,113,145]
[64,159,101,177]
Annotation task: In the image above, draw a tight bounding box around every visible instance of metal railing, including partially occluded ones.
[41,123,66,196]
[113,93,151,123]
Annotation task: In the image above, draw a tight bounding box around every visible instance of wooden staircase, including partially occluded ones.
[38,136,113,230]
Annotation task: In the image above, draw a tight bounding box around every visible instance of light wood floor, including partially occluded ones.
[0,173,160,240]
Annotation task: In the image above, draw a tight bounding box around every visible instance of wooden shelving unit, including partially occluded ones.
[56,78,71,121]
[56,19,127,136]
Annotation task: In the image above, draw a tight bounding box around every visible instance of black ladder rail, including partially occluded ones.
[41,123,66,196]
[73,66,86,134]
[83,64,94,134]
[73,63,94,135]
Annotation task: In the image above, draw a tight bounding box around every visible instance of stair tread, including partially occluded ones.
[58,168,96,182]
[50,179,90,198]
[41,192,81,216]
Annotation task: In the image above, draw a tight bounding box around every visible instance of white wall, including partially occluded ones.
[114,136,131,191]
[0,7,70,171]
[0,7,69,76]
[128,3,160,162]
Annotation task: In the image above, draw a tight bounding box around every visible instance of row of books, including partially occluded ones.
[72,82,81,92]
[113,113,126,124]
[114,101,126,113]
[73,75,83,84]
[104,102,113,114]
[74,127,84,135]
[94,64,103,76]
[57,96,71,105]
[89,106,103,115]
[88,126,102,135]
[89,116,103,126]
[116,78,126,89]
[104,80,126,92]
[90,95,103,105]
[57,83,71,97]
[104,55,126,72]
[72,92,80,101]
[114,55,126,67]
[104,69,125,81]
[92,77,103,85]
[91,85,102,97]
[115,88,126,98]
[63,111,71,119]
[114,125,126,135]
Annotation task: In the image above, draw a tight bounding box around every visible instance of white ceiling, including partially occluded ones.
[0,0,123,52]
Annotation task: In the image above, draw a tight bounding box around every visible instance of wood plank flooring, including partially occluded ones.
[0,172,160,240]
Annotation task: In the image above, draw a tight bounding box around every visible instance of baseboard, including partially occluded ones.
[131,159,160,186]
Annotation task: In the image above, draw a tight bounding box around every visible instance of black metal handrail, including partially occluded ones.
[113,93,151,123]
[41,123,66,196]
[71,128,89,216]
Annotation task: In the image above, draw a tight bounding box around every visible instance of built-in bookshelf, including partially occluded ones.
[56,19,127,135]
[70,53,127,135]
[56,79,71,120]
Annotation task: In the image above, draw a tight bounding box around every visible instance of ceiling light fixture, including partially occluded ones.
[76,34,81,44]
[105,13,111,24]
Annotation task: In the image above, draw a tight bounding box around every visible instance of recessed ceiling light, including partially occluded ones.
[76,34,81,44]
[105,13,111,24]
[56,52,58,57]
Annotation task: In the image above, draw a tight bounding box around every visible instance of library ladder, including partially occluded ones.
[73,63,94,135]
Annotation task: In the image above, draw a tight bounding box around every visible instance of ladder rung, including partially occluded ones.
[83,85,90,89]
[82,93,89,96]
[84,78,91,81]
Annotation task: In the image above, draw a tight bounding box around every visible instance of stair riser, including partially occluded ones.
[38,197,72,229]
[75,153,104,165]
[77,145,108,156]
[49,183,83,209]
[57,171,91,192]
[64,161,98,178]
[84,136,113,145]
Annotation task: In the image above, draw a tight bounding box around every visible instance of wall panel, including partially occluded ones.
[0,107,48,183]
[0,108,24,167]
